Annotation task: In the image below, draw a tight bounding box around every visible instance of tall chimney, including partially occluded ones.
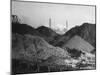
[49,18,51,28]
[66,20,68,30]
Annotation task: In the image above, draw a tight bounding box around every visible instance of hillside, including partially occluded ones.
[54,23,96,48]
[12,23,40,35]
[36,26,61,44]
[12,22,61,45]
[12,33,95,74]
[62,35,94,53]
[12,33,69,74]
[12,33,68,62]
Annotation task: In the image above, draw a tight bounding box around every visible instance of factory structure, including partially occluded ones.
[48,18,68,34]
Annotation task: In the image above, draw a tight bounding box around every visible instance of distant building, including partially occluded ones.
[12,15,21,23]
[62,35,94,52]
[48,18,68,34]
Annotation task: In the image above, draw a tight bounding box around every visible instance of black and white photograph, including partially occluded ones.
[11,0,96,75]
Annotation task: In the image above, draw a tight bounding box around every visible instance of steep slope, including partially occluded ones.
[12,33,95,74]
[12,33,68,74]
[62,35,94,52]
[12,23,40,35]
[36,26,61,44]
[12,23,60,45]
[54,23,96,48]
[12,33,68,61]
[36,26,57,37]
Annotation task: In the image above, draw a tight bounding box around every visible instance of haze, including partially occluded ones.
[12,1,95,30]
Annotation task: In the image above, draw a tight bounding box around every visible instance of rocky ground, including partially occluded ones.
[12,33,96,74]
[12,18,96,74]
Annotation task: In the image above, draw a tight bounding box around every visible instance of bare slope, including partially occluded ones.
[54,23,96,48]
[62,35,94,52]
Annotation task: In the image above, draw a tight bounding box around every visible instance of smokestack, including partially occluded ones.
[49,18,51,28]
[66,20,68,30]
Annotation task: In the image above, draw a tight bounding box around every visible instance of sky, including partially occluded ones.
[12,1,95,31]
